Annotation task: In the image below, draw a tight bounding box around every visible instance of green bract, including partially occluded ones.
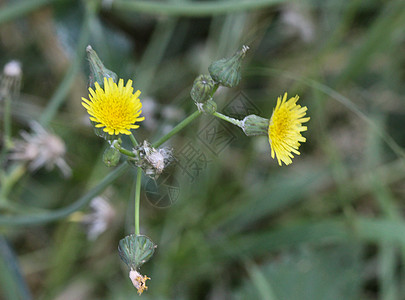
[241,114,269,136]
[118,234,156,270]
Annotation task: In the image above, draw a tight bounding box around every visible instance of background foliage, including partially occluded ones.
[1,0,405,299]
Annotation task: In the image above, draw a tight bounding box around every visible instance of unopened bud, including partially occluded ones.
[86,45,117,88]
[103,146,121,167]
[241,114,269,136]
[208,45,249,88]
[190,74,215,103]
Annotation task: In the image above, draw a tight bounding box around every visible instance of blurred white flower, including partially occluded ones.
[79,196,116,241]
[9,122,71,177]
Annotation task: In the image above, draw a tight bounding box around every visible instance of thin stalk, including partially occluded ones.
[152,110,202,148]
[134,167,142,235]
[0,95,13,164]
[3,95,12,149]
[112,0,286,17]
[213,111,243,127]
[210,84,219,97]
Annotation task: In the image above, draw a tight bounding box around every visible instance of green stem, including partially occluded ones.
[152,110,202,148]
[3,95,12,149]
[0,201,49,214]
[210,83,219,97]
[130,133,139,147]
[0,0,60,26]
[213,111,243,127]
[134,167,142,235]
[111,0,286,17]
[39,5,92,127]
[0,163,129,226]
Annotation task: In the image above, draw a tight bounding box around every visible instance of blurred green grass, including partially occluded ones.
[1,0,405,299]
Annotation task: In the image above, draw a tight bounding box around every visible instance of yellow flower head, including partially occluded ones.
[268,93,310,166]
[81,77,144,135]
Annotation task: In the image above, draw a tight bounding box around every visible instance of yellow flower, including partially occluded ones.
[268,93,310,166]
[82,77,144,135]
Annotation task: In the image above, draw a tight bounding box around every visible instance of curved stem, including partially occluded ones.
[153,110,202,148]
[134,167,142,235]
[0,163,129,226]
[113,143,135,157]
[111,0,286,17]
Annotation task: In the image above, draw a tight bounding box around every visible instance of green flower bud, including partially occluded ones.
[86,45,118,88]
[197,99,217,114]
[208,45,249,88]
[241,114,269,136]
[190,74,215,103]
[103,146,121,167]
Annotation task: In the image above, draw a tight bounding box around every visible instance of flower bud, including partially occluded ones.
[208,45,249,88]
[103,146,121,167]
[190,74,215,103]
[86,45,117,88]
[241,114,269,136]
